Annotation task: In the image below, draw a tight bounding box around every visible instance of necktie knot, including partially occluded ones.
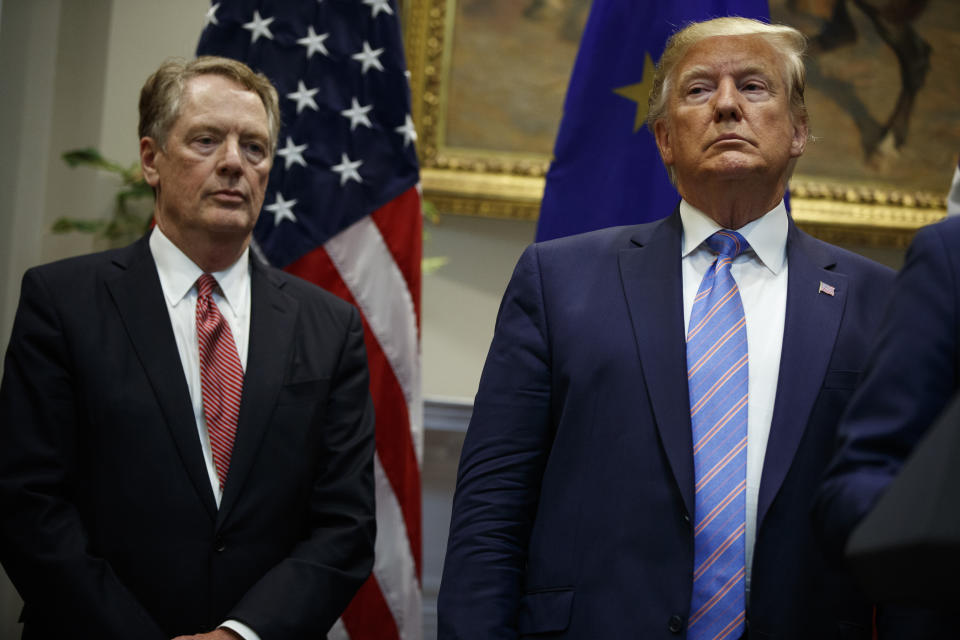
[197,273,219,299]
[706,230,748,261]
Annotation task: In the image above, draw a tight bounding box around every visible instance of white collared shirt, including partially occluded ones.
[149,225,252,507]
[679,199,789,598]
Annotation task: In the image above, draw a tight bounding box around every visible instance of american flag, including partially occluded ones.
[197,2,423,639]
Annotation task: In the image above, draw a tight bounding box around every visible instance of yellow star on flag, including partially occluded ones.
[613,53,657,133]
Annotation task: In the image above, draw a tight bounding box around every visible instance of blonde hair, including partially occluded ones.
[139,56,281,155]
[646,17,808,131]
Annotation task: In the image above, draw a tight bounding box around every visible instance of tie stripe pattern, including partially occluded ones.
[686,230,749,640]
[196,273,244,490]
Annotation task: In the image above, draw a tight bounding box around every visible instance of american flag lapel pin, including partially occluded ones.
[818,281,836,297]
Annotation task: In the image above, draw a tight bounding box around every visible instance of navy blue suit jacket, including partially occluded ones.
[438,212,894,639]
[0,236,376,639]
[816,216,960,558]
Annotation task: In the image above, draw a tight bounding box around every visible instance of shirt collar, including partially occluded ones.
[148,226,250,313]
[679,198,788,274]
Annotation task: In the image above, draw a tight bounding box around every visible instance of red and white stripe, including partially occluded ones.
[196,274,244,490]
[287,185,423,640]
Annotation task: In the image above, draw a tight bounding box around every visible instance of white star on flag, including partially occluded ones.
[395,114,417,147]
[331,153,364,186]
[352,41,385,74]
[296,25,330,59]
[341,98,374,131]
[276,137,308,170]
[242,10,274,43]
[204,3,220,27]
[287,80,319,114]
[363,0,394,18]
[265,192,298,225]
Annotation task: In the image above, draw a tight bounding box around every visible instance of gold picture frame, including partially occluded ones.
[403,0,952,248]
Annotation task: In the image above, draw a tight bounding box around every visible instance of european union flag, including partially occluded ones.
[536,0,770,241]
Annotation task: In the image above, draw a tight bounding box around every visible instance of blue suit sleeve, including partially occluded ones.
[814,219,960,558]
[437,245,555,639]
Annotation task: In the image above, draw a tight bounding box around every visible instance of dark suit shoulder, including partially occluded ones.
[534,219,664,257]
[911,216,960,265]
[792,227,895,280]
[254,262,361,342]
[25,241,144,283]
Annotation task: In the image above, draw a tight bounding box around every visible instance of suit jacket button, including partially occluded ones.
[682,513,691,525]
[668,614,684,633]
[214,537,226,552]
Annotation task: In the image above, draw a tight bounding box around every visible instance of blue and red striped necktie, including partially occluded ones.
[196,273,244,491]
[686,230,749,640]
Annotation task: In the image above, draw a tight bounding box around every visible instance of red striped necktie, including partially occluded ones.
[686,230,749,640]
[195,273,243,491]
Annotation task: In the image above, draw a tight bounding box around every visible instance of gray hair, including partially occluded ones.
[138,56,281,155]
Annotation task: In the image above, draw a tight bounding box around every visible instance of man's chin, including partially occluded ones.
[703,156,766,180]
[204,208,258,233]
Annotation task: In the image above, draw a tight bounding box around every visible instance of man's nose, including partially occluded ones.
[713,79,742,122]
[218,138,244,174]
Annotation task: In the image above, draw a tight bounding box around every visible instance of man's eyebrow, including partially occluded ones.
[185,123,268,140]
[185,123,225,135]
[676,64,776,88]
[676,65,713,87]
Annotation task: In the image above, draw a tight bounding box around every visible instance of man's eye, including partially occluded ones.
[245,143,266,161]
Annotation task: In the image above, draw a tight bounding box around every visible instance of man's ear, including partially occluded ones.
[140,137,161,187]
[790,119,808,158]
[654,120,674,166]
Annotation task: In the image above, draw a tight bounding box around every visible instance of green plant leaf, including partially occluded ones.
[421,256,449,275]
[422,198,441,225]
[51,218,109,234]
[62,148,127,175]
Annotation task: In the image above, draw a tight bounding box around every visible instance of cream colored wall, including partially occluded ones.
[422,215,536,400]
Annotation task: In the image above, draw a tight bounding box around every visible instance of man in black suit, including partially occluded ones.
[0,56,375,639]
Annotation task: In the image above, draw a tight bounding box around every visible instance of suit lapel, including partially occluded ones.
[618,212,696,517]
[217,260,298,526]
[106,237,218,520]
[757,223,847,528]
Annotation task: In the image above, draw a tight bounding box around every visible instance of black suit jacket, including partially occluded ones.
[0,235,376,639]
[438,213,894,639]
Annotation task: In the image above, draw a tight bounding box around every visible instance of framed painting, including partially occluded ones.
[403,0,957,247]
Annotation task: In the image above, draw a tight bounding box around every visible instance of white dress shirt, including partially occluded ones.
[679,199,789,599]
[148,226,259,640]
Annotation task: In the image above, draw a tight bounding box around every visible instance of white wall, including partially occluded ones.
[422,215,536,399]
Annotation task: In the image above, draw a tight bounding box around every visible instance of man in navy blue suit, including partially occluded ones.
[438,17,895,639]
[815,215,960,562]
